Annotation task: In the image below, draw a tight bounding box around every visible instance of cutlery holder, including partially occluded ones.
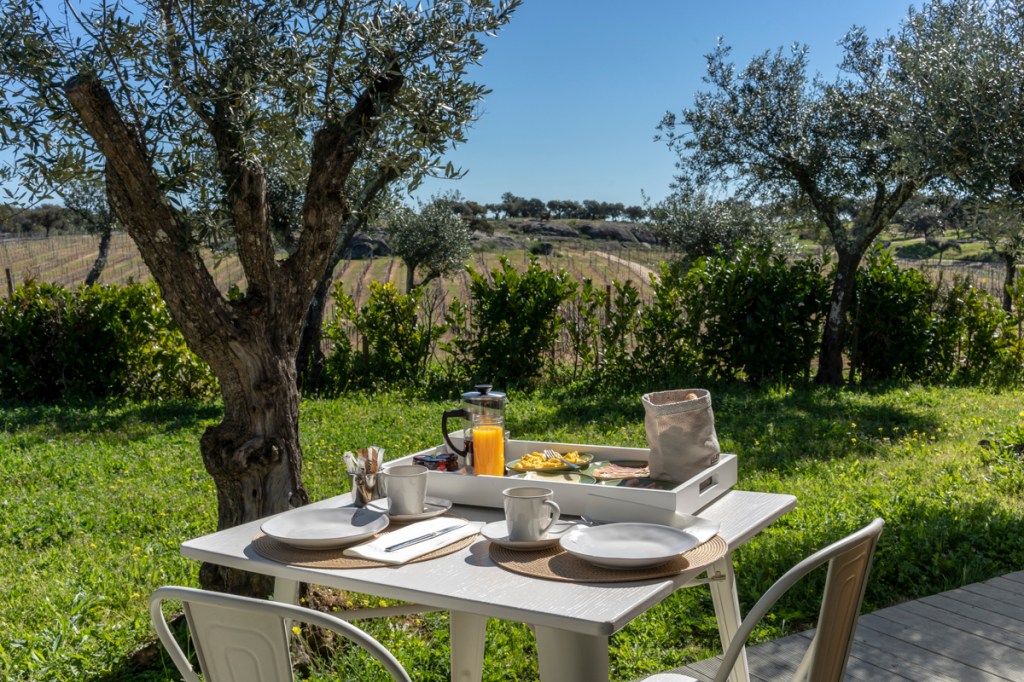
[351,473,384,507]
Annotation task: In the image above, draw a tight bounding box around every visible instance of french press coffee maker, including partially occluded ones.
[441,384,507,476]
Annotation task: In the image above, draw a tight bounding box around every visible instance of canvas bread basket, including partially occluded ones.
[642,389,721,482]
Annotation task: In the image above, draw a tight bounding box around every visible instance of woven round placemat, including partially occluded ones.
[488,534,728,583]
[251,517,474,569]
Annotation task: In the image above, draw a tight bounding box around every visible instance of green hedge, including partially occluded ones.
[321,246,1023,393]
[4,249,1021,403]
[0,282,216,402]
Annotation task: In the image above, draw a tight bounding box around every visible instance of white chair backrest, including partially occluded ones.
[150,586,412,682]
[713,517,884,682]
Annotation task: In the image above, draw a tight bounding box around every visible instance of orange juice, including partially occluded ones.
[472,424,505,476]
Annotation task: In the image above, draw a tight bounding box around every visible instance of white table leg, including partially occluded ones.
[708,555,750,682]
[534,626,608,682]
[272,577,300,604]
[450,611,487,682]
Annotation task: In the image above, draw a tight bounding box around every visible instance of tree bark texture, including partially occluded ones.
[63,67,404,597]
[296,166,401,391]
[84,226,112,286]
[198,346,305,596]
[1002,252,1017,313]
[815,250,861,386]
[296,269,335,393]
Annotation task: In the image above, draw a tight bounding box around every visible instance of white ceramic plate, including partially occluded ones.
[558,523,699,569]
[366,496,453,521]
[481,519,578,551]
[260,507,389,549]
[580,506,721,545]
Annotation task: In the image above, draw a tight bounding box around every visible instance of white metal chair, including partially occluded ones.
[150,585,412,682]
[642,517,884,682]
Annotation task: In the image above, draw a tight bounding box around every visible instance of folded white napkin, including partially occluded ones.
[343,518,483,565]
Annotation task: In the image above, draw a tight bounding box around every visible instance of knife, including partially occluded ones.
[384,523,465,552]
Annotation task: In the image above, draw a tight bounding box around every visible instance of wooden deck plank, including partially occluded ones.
[846,632,958,681]
[856,610,1015,681]
[989,575,1024,594]
[662,635,805,681]
[919,592,1024,637]
[640,571,1024,682]
[962,577,1024,606]
[901,599,1024,651]
[998,571,1024,586]
[940,584,1024,625]
[867,603,1024,676]
[850,618,1000,682]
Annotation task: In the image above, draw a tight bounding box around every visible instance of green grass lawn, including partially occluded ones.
[2,384,1023,681]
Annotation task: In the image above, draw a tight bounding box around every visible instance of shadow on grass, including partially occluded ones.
[89,616,188,682]
[0,399,221,436]
[527,381,942,474]
[737,493,1024,631]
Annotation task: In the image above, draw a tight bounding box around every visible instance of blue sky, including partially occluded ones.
[413,0,917,208]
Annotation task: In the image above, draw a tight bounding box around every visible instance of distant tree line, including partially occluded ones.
[0,203,88,237]
[461,192,648,221]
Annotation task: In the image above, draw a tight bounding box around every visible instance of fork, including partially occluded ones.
[544,448,581,470]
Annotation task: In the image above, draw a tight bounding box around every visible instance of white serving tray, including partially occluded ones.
[386,438,736,518]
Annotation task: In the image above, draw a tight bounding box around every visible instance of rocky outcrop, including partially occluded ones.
[344,233,391,259]
[517,221,580,239]
[632,226,660,244]
[579,223,638,243]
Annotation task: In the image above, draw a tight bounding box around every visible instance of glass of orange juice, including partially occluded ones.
[472,423,506,476]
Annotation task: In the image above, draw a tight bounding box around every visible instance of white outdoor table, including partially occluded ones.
[181,489,795,682]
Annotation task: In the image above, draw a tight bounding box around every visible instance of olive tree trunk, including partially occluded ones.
[804,177,918,386]
[296,169,399,392]
[84,225,112,286]
[1002,252,1017,313]
[815,249,862,386]
[65,68,403,597]
[199,346,307,595]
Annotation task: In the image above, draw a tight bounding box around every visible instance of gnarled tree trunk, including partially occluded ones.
[199,346,308,596]
[65,65,404,597]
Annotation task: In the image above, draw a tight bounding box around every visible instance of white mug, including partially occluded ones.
[503,487,560,542]
[382,464,428,516]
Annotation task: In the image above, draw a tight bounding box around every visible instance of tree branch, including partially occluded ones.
[63,73,233,358]
[283,61,405,325]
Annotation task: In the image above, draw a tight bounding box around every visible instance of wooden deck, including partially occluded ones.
[673,570,1024,681]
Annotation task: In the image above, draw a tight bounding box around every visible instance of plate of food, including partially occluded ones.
[506,450,594,473]
[589,460,649,480]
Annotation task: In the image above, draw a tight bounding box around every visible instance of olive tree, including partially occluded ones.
[386,195,473,293]
[894,0,1024,311]
[660,32,941,385]
[0,0,517,596]
[649,183,792,264]
[968,200,1024,309]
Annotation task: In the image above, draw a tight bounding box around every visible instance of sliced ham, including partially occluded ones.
[592,463,650,480]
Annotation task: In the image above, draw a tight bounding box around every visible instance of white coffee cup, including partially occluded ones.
[503,486,560,542]
[382,464,428,516]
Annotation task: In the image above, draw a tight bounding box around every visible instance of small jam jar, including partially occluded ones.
[413,451,460,472]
